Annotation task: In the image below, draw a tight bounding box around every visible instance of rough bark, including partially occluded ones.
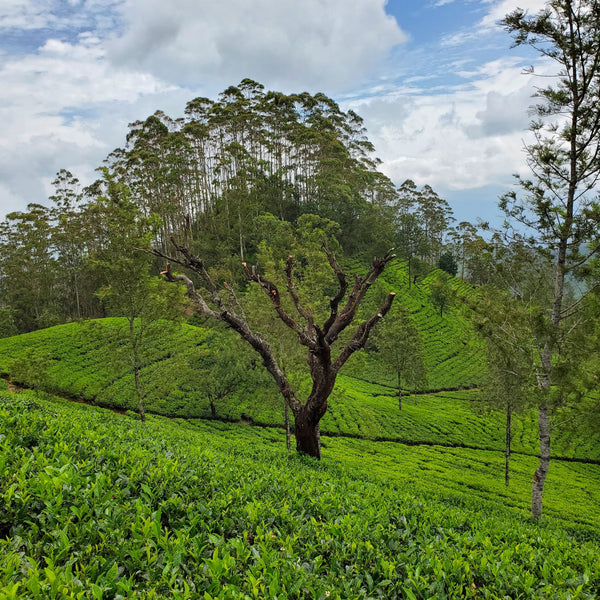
[531,404,551,519]
[294,404,323,458]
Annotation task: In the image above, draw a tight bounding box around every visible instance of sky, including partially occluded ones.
[0,0,550,226]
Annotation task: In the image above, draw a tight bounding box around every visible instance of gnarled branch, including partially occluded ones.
[333,292,396,372]
[140,245,302,413]
[325,249,396,344]
[242,261,314,348]
[322,237,348,336]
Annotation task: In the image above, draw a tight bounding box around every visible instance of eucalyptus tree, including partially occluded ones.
[449,221,488,281]
[415,184,454,264]
[394,180,429,287]
[116,112,190,251]
[182,328,274,420]
[0,204,58,332]
[501,0,600,519]
[437,251,458,277]
[49,169,102,321]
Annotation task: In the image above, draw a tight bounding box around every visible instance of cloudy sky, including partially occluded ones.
[0,0,549,225]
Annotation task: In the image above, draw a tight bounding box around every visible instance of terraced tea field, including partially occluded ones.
[1,265,599,598]
[1,391,599,599]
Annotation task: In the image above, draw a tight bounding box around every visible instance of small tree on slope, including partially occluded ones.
[372,304,427,410]
[146,236,395,459]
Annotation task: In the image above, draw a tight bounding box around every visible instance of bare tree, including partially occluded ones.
[145,237,395,458]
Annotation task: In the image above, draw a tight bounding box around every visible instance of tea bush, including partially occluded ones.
[1,392,599,599]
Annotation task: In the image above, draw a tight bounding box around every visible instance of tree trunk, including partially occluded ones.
[209,398,217,419]
[280,343,291,452]
[293,406,321,459]
[531,404,550,519]
[134,365,146,423]
[285,400,291,452]
[397,371,402,410]
[505,402,512,487]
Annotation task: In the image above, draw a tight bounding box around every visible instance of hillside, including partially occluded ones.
[0,263,597,461]
[0,261,483,408]
[366,261,485,391]
[1,259,600,598]
[1,390,599,599]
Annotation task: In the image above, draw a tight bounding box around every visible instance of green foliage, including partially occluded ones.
[471,284,541,414]
[10,348,52,397]
[0,204,59,333]
[0,307,18,339]
[371,304,427,404]
[0,393,598,598]
[437,251,458,277]
[500,1,600,517]
[429,274,456,318]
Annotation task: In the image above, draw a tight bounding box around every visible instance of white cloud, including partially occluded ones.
[346,56,539,197]
[441,0,548,46]
[0,0,54,30]
[480,0,548,29]
[0,34,171,112]
[0,0,122,33]
[0,32,177,219]
[108,0,407,91]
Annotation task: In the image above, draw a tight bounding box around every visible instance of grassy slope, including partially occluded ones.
[0,261,484,399]
[367,261,485,391]
[1,392,599,599]
[0,263,494,428]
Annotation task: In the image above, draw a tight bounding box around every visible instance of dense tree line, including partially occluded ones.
[0,81,479,337]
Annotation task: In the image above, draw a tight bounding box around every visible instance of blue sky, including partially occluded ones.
[0,0,548,225]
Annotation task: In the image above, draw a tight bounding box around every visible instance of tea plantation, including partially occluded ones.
[0,315,596,461]
[1,264,599,598]
[1,392,599,599]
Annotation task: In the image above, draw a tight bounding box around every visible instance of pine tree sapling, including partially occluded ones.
[501,0,600,519]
